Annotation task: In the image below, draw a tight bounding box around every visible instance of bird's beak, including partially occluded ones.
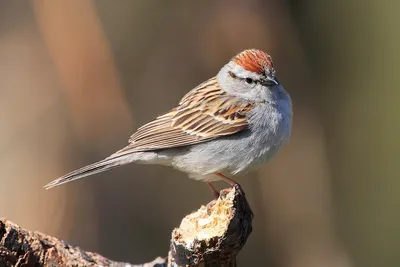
[264,75,279,86]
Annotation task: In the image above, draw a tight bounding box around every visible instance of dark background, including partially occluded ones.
[0,1,398,266]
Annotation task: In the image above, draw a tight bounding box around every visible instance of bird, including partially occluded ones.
[44,49,292,196]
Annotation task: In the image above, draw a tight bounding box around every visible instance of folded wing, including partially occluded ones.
[117,77,254,154]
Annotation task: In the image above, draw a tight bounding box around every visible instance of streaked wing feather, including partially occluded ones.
[119,77,254,154]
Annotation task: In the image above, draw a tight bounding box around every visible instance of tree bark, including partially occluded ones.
[0,185,252,267]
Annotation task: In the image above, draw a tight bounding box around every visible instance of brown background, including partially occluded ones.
[0,1,398,266]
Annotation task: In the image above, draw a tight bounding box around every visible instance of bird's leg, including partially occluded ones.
[207,182,220,199]
[215,172,238,186]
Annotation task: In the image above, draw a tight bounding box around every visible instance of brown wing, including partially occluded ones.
[118,77,254,154]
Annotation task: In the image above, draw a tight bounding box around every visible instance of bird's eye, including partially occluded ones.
[245,78,253,84]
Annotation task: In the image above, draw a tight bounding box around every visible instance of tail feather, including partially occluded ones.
[44,154,130,189]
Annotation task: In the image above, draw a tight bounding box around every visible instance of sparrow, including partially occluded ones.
[45,49,292,196]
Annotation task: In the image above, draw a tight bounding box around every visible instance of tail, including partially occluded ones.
[44,154,132,189]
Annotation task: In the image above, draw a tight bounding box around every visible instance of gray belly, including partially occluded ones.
[164,127,284,180]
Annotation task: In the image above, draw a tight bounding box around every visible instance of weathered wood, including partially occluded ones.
[0,186,252,267]
[169,185,253,267]
[0,218,165,266]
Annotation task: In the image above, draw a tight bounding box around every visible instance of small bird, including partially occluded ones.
[45,49,292,196]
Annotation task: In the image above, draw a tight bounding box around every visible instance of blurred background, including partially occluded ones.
[0,1,398,266]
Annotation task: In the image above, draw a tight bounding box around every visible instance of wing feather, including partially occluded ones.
[119,77,254,154]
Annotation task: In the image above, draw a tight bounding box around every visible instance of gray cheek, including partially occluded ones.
[228,80,253,96]
[239,84,266,102]
[238,81,253,92]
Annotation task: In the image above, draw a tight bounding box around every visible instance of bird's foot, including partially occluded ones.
[207,182,220,199]
[215,172,238,186]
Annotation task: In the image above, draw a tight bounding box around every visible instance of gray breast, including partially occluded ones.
[167,103,290,177]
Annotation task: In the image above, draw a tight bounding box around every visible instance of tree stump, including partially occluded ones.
[0,185,253,267]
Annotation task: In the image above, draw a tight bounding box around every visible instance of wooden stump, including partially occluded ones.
[0,185,253,267]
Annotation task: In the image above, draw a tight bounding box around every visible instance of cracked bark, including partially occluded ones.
[0,185,252,267]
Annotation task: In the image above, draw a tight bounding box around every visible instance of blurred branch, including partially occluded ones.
[0,186,252,267]
[32,0,132,141]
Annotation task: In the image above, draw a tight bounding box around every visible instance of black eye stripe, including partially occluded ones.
[228,71,261,85]
[228,71,237,79]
